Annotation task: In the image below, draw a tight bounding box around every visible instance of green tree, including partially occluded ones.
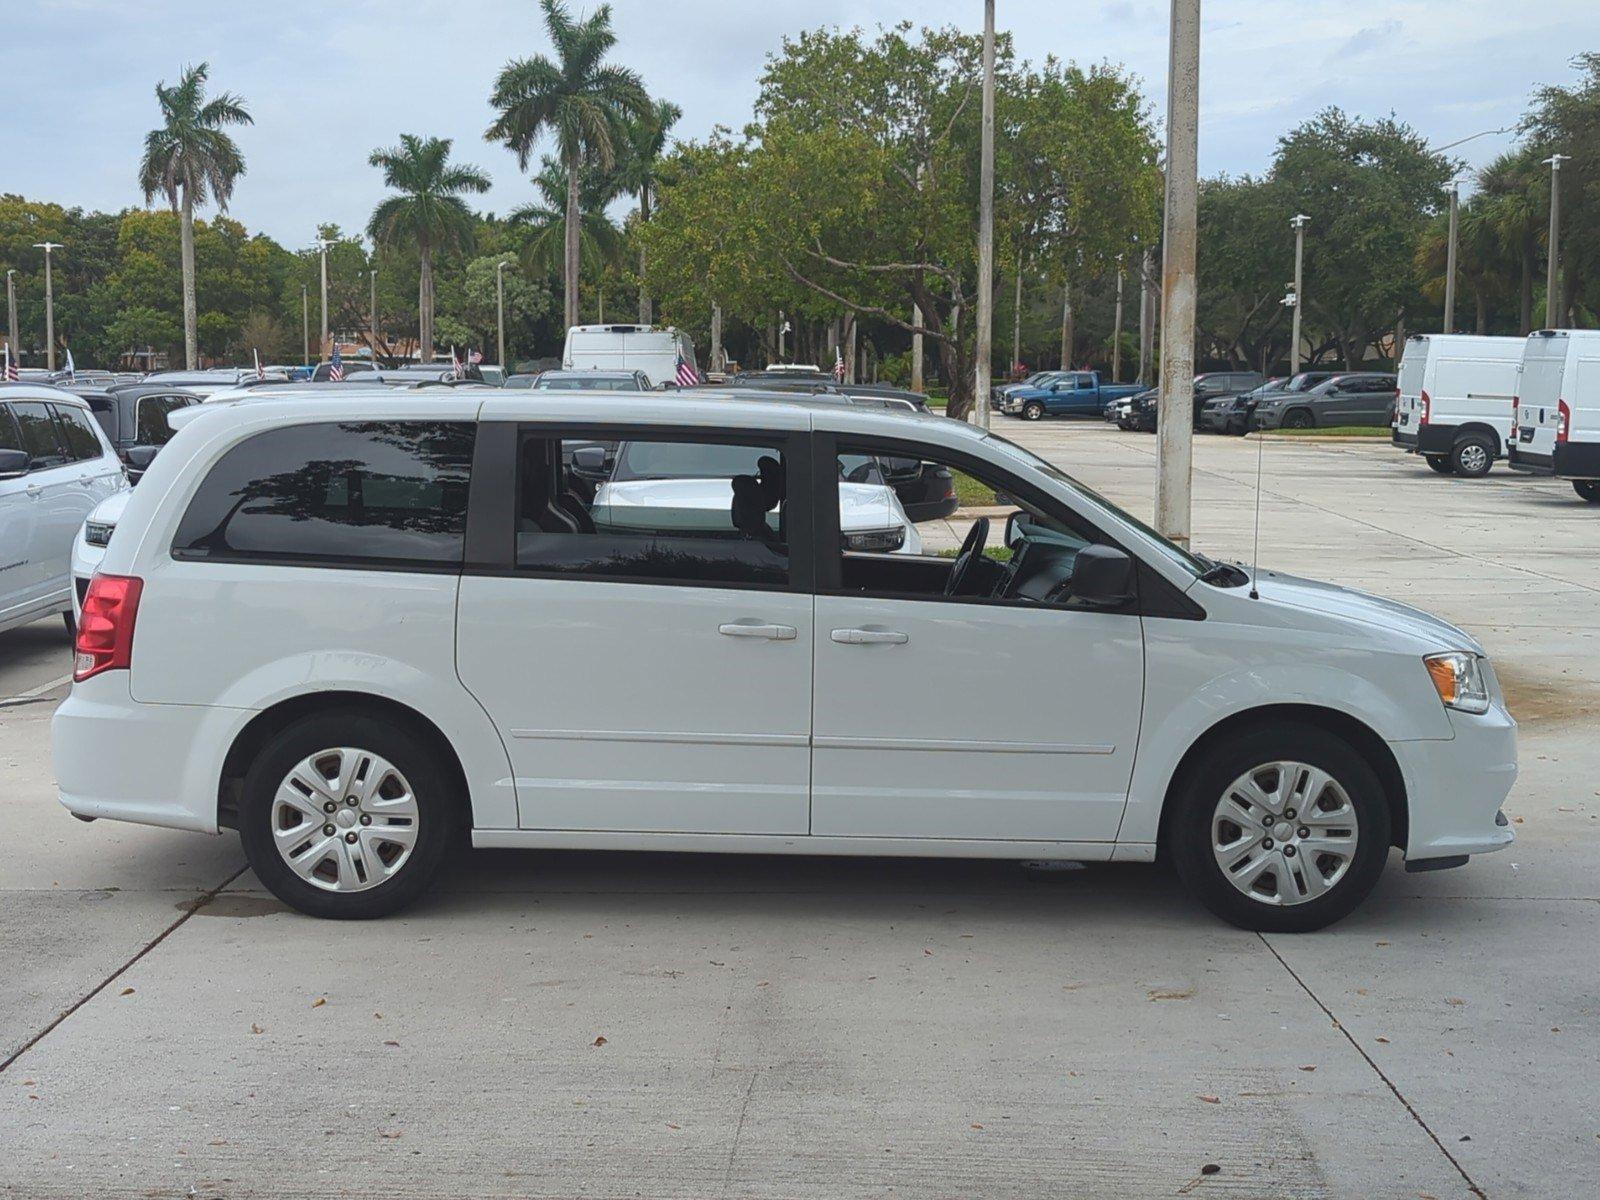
[486,0,650,329]
[366,134,491,363]
[1521,53,1600,324]
[613,97,682,323]
[510,157,624,284]
[137,62,253,370]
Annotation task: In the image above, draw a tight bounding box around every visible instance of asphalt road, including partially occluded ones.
[2,423,1596,1199]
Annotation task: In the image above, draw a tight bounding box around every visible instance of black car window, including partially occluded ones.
[514,432,790,588]
[10,402,67,468]
[0,406,22,454]
[51,405,106,461]
[136,394,191,444]
[172,421,475,569]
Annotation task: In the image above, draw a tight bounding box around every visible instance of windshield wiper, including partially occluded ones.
[1198,558,1249,587]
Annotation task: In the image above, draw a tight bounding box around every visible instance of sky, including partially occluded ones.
[5,0,1597,247]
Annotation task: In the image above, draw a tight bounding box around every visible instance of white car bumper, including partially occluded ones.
[69,527,106,621]
[1392,703,1518,862]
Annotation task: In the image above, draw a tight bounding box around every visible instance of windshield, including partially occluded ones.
[980,431,1209,580]
[613,440,769,481]
[536,375,641,391]
[1285,372,1327,392]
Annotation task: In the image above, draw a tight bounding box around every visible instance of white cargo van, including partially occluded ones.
[1391,334,1524,477]
[1508,329,1600,502]
[562,324,698,388]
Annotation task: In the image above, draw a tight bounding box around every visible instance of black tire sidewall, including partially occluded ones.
[1284,409,1313,430]
[1425,455,1453,475]
[1167,723,1392,933]
[238,712,458,919]
[1451,436,1494,478]
[1574,480,1600,503]
[1023,401,1044,420]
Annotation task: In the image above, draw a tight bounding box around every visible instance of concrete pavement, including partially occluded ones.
[2,423,1596,1198]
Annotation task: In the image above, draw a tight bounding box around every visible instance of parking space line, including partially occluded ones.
[0,864,248,1075]
[0,672,73,708]
[1258,932,1488,1200]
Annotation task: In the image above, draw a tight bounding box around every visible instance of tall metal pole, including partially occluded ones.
[33,243,62,371]
[370,268,379,361]
[912,162,926,392]
[1443,180,1460,334]
[1544,154,1569,327]
[315,238,332,356]
[973,0,997,429]
[1011,262,1023,376]
[1060,278,1072,369]
[301,285,310,366]
[1154,0,1200,548]
[1138,248,1156,384]
[1112,254,1125,382]
[777,310,787,360]
[1289,214,1309,375]
[496,261,510,368]
[5,269,17,364]
[711,303,723,374]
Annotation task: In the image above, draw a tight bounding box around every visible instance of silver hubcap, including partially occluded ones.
[271,748,420,893]
[1460,444,1488,473]
[1211,761,1359,906]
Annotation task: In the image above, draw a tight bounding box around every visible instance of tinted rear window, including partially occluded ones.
[173,421,475,569]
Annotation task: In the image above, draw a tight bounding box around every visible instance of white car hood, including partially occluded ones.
[87,489,132,526]
[1249,568,1482,654]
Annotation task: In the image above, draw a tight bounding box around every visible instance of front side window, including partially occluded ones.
[10,402,67,468]
[52,405,106,461]
[173,421,475,568]
[0,406,23,455]
[515,432,790,587]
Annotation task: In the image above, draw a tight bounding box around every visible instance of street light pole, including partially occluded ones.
[5,269,17,365]
[315,237,332,357]
[496,261,510,369]
[1112,254,1125,382]
[1543,154,1569,327]
[301,285,310,366]
[369,268,379,362]
[1443,180,1460,334]
[1154,0,1200,548]
[711,303,723,375]
[973,0,997,429]
[1289,214,1309,375]
[32,242,62,371]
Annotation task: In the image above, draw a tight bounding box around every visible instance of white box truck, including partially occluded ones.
[1507,328,1600,503]
[1391,334,1524,477]
[562,324,699,388]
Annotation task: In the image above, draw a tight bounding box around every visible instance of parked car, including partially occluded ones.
[0,386,127,636]
[1253,373,1398,430]
[1109,389,1150,424]
[563,323,699,387]
[530,369,651,391]
[1200,373,1335,436]
[1188,371,1266,428]
[993,370,1070,410]
[68,383,203,482]
[1507,328,1600,502]
[137,367,287,395]
[1392,335,1524,477]
[55,389,1516,931]
[996,371,1145,420]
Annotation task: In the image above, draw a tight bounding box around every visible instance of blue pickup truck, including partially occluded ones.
[994,370,1146,420]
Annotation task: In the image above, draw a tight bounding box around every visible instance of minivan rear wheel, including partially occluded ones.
[1166,723,1391,933]
[1451,434,1494,478]
[1424,455,1453,475]
[238,712,458,919]
[1574,479,1600,503]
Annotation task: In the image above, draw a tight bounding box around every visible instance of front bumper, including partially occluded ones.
[1391,704,1518,862]
[1199,406,1242,432]
[1251,407,1286,430]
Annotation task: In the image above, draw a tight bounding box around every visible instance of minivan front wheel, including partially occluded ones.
[1168,724,1390,932]
[238,713,457,919]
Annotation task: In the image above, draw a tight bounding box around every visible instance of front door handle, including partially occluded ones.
[831,628,909,645]
[718,622,797,641]
[25,484,42,499]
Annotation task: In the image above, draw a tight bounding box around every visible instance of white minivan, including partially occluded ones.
[1391,334,1525,477]
[563,324,698,388]
[1508,328,1600,503]
[53,389,1517,931]
[0,386,127,636]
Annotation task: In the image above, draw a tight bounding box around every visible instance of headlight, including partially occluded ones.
[85,521,116,548]
[1425,652,1490,714]
[844,528,906,552]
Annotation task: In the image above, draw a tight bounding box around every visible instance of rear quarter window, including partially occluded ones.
[172,421,476,569]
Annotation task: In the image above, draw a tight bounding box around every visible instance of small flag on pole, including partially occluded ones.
[63,347,75,383]
[328,342,344,382]
[254,348,265,380]
[675,355,702,387]
[833,348,845,382]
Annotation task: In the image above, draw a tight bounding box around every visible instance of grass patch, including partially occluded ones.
[937,545,1014,562]
[952,469,1000,507]
[1265,425,1390,438]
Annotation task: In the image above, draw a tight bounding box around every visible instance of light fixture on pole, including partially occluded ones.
[1443,179,1462,334]
[973,0,997,429]
[1543,154,1569,327]
[314,237,333,356]
[1288,214,1309,375]
[496,261,511,369]
[32,242,63,372]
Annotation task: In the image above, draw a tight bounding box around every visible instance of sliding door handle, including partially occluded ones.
[718,622,797,641]
[831,628,909,645]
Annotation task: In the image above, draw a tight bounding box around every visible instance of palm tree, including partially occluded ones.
[138,63,252,370]
[486,0,649,329]
[510,157,625,287]
[613,98,682,324]
[367,135,491,364]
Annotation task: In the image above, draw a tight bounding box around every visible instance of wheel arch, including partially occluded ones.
[217,691,473,832]
[1282,406,1315,427]
[1153,703,1408,856]
[1453,422,1502,456]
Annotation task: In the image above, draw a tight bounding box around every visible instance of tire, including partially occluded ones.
[1165,723,1391,933]
[1574,479,1600,503]
[1022,400,1045,421]
[1281,409,1314,430]
[1424,455,1453,475]
[62,609,76,639]
[1450,434,1494,478]
[238,711,460,919]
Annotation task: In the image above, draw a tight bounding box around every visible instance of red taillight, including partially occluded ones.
[1558,399,1571,443]
[74,574,143,682]
[1510,395,1519,437]
[1419,390,1431,425]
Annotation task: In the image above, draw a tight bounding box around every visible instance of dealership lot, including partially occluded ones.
[2,424,1596,1199]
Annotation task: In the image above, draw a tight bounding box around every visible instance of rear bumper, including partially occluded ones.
[1392,424,1458,455]
[1392,705,1518,862]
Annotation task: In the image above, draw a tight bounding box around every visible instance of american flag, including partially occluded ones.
[833,348,845,382]
[675,355,702,387]
[2,344,16,382]
[328,343,344,381]
[63,347,75,383]
[253,348,265,380]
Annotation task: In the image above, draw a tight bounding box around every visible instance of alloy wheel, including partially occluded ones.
[1210,761,1359,906]
[1458,443,1490,475]
[270,747,420,892]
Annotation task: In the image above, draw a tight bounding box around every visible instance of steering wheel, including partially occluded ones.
[944,516,990,597]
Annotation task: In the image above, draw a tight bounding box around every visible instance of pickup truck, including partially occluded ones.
[995,371,1146,420]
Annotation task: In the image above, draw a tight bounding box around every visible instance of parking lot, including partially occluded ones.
[3,421,1596,1199]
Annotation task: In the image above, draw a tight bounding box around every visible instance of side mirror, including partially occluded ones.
[1003,509,1027,546]
[1070,544,1135,608]
[124,445,160,472]
[570,445,611,480]
[1048,383,1060,393]
[0,448,29,480]
[878,455,922,484]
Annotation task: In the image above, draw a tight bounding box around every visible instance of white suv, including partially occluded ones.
[53,388,1517,930]
[0,386,127,636]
